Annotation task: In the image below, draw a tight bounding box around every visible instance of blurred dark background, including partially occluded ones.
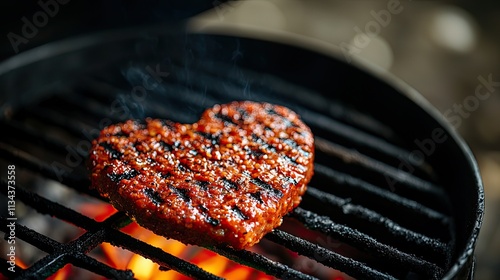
[0,1,498,279]
[0,1,217,60]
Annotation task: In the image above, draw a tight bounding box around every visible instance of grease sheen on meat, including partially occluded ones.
[89,101,314,249]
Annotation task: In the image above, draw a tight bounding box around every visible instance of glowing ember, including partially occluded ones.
[47,264,72,280]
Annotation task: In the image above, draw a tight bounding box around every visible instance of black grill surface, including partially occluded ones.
[0,34,457,279]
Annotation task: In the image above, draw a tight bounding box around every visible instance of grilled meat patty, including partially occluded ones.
[89,101,314,249]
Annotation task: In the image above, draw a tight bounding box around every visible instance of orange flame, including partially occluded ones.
[80,202,273,280]
[16,258,28,269]
[0,258,28,280]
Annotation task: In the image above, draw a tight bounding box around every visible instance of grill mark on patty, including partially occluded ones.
[159,140,174,151]
[198,205,220,226]
[207,216,220,226]
[280,138,310,157]
[132,142,144,154]
[250,178,283,198]
[232,206,249,220]
[159,172,171,179]
[107,169,140,182]
[282,155,298,165]
[194,180,210,191]
[168,184,191,202]
[279,155,306,172]
[160,120,176,130]
[196,131,221,145]
[237,108,250,121]
[249,191,264,203]
[266,107,298,128]
[113,131,128,137]
[251,134,277,153]
[143,188,165,206]
[282,176,298,187]
[244,146,264,158]
[266,107,279,116]
[133,119,147,130]
[177,163,191,172]
[214,112,238,125]
[252,134,297,164]
[221,178,239,191]
[99,142,123,159]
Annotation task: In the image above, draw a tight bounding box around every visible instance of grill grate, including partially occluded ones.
[1,59,455,279]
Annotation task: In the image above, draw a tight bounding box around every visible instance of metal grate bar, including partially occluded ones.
[20,106,88,138]
[291,207,445,277]
[69,252,134,280]
[104,217,224,280]
[53,92,121,124]
[315,137,450,211]
[208,246,317,280]
[0,118,95,173]
[0,143,95,198]
[265,229,398,280]
[21,231,134,280]
[0,218,134,280]
[0,180,100,230]
[73,81,215,124]
[315,137,442,195]
[76,76,130,104]
[0,119,68,153]
[302,187,449,265]
[312,164,451,237]
[300,109,433,180]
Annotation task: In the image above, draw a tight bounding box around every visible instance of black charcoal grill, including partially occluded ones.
[0,24,484,280]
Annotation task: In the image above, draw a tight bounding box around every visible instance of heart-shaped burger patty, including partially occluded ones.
[89,101,314,249]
